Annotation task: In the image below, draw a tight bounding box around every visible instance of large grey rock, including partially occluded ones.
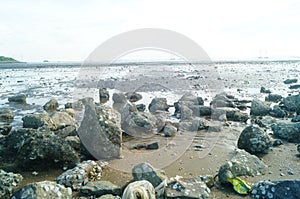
[282,93,300,114]
[271,122,300,142]
[2,128,79,169]
[122,180,155,199]
[237,125,272,154]
[0,108,14,122]
[0,169,23,199]
[166,176,210,199]
[11,181,72,199]
[8,94,26,104]
[250,99,271,116]
[251,180,300,199]
[78,103,122,159]
[99,88,110,104]
[148,98,169,113]
[163,124,177,137]
[56,160,103,190]
[22,114,56,130]
[179,93,204,106]
[80,181,121,197]
[49,111,76,130]
[43,99,59,112]
[218,149,267,184]
[269,105,286,118]
[132,162,167,188]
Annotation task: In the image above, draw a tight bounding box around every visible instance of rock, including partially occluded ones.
[291,115,300,122]
[218,149,267,184]
[65,136,80,150]
[49,111,76,129]
[251,180,300,199]
[265,94,283,102]
[8,94,26,104]
[22,114,56,130]
[179,119,208,132]
[136,104,146,112]
[260,86,271,93]
[271,122,300,142]
[56,125,77,138]
[0,124,12,135]
[125,92,142,102]
[211,93,235,108]
[2,128,79,169]
[211,108,227,121]
[56,160,103,190]
[65,108,75,118]
[250,99,271,116]
[132,162,167,187]
[163,124,177,137]
[237,125,272,154]
[289,84,300,89]
[237,104,248,111]
[112,93,127,104]
[65,102,73,109]
[284,78,298,84]
[273,139,283,147]
[282,93,300,114]
[0,169,23,199]
[254,116,277,128]
[122,112,157,137]
[297,144,300,153]
[269,105,286,118]
[122,180,155,199]
[148,98,169,113]
[43,99,59,112]
[165,176,210,199]
[0,108,14,122]
[232,111,249,122]
[11,181,72,199]
[146,142,159,150]
[177,104,193,121]
[99,88,110,103]
[178,92,204,106]
[80,181,121,197]
[78,103,122,159]
[190,105,211,117]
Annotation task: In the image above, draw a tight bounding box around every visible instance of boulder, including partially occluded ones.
[211,93,234,108]
[78,103,122,159]
[179,92,204,106]
[237,125,272,154]
[148,98,169,113]
[8,94,26,104]
[218,149,267,184]
[254,116,277,128]
[250,99,271,116]
[49,111,76,129]
[43,99,59,112]
[0,108,14,122]
[271,122,300,142]
[122,180,155,199]
[80,181,121,197]
[0,124,12,135]
[0,169,23,199]
[282,93,300,114]
[190,105,211,117]
[251,180,300,199]
[125,92,142,102]
[112,93,127,104]
[211,108,227,121]
[265,94,282,102]
[99,88,110,103]
[136,104,146,112]
[178,104,193,121]
[2,128,79,169]
[284,78,298,84]
[11,181,72,199]
[232,111,249,122]
[22,114,56,130]
[289,84,300,89]
[269,105,286,118]
[132,162,167,188]
[163,124,177,137]
[165,176,210,199]
[260,86,271,93]
[179,119,208,132]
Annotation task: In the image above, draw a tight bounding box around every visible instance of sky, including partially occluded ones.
[0,0,300,62]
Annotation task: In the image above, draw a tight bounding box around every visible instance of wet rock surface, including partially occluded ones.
[250,99,271,116]
[8,94,26,104]
[0,169,23,199]
[0,108,14,122]
[22,113,56,130]
[271,122,300,142]
[43,99,59,112]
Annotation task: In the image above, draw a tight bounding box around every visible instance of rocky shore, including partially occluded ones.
[1,61,300,198]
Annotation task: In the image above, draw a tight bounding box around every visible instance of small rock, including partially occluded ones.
[273,139,283,147]
[146,142,159,150]
[99,88,110,103]
[269,105,286,118]
[0,124,12,135]
[260,86,271,93]
[8,94,26,104]
[43,99,59,112]
[136,104,146,112]
[289,84,300,89]
[250,99,271,116]
[0,108,14,122]
[163,124,177,137]
[125,92,142,102]
[80,181,121,197]
[265,94,283,102]
[284,78,298,84]
[148,98,169,113]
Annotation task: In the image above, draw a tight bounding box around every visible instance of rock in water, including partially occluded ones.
[132,162,167,187]
[122,180,155,199]
[8,94,26,104]
[99,88,110,103]
[165,176,210,199]
[282,93,300,114]
[251,180,300,199]
[2,128,79,169]
[56,160,103,190]
[265,94,282,102]
[148,98,169,113]
[80,181,122,197]
[11,181,72,199]
[237,125,272,154]
[250,99,271,116]
[218,149,267,184]
[0,108,14,122]
[43,99,59,112]
[284,78,298,84]
[22,114,56,130]
[78,103,122,159]
[271,122,300,142]
[0,169,23,199]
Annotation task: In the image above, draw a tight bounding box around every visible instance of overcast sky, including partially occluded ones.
[0,0,299,62]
